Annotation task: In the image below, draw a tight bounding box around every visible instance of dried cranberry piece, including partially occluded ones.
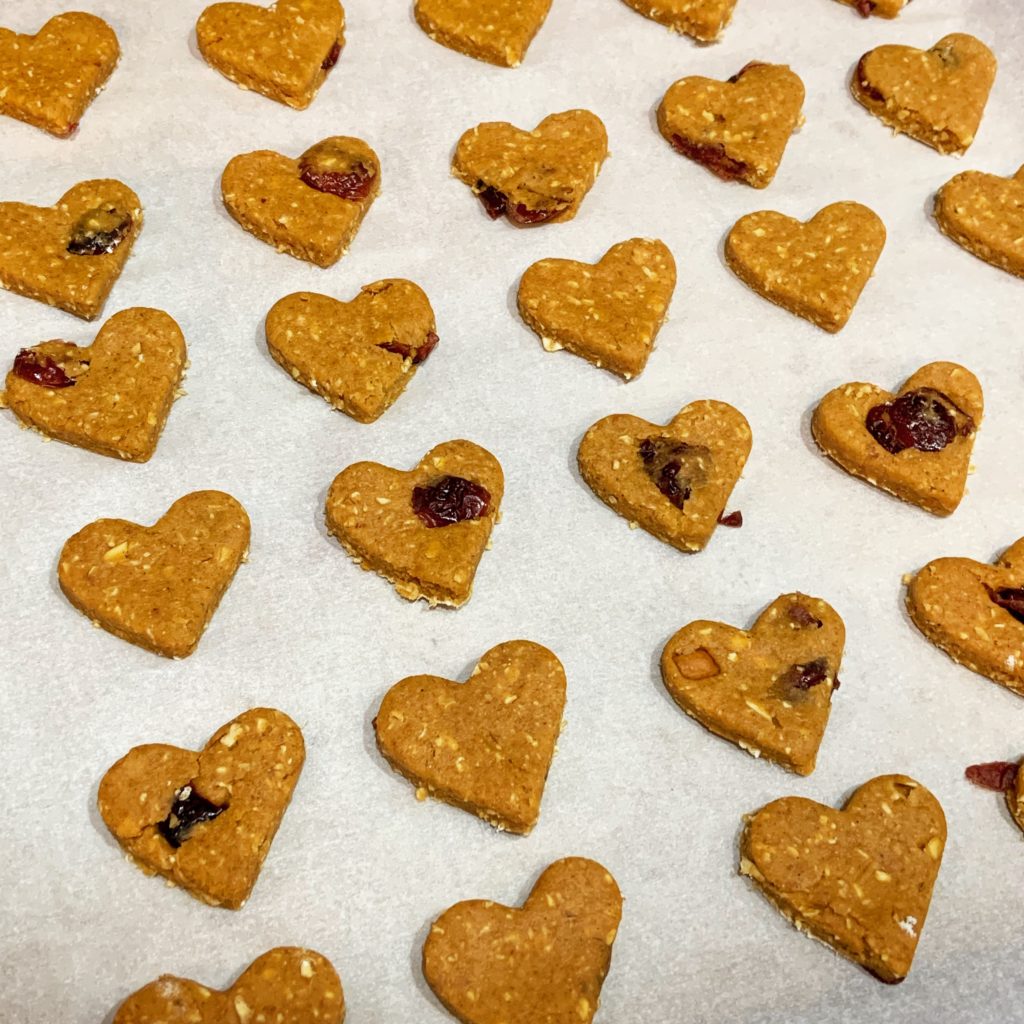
[67,204,132,256]
[866,388,972,455]
[639,436,712,510]
[299,140,377,200]
[157,785,226,848]
[378,330,439,365]
[788,603,823,629]
[855,0,875,16]
[475,184,508,220]
[412,475,491,528]
[472,183,566,225]
[321,40,341,70]
[965,761,1019,792]
[12,349,76,388]
[778,657,831,693]
[986,585,1024,625]
[507,201,566,226]
[669,135,749,182]
[717,510,743,528]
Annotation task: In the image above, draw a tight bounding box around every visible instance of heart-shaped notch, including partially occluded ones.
[98,708,304,908]
[415,0,552,68]
[266,280,437,423]
[58,490,250,658]
[907,537,1024,696]
[3,307,186,461]
[112,947,344,1023]
[196,0,345,109]
[725,201,885,332]
[741,775,946,983]
[619,0,738,42]
[578,400,751,553]
[658,61,805,188]
[517,238,676,380]
[662,593,844,775]
[423,858,622,1024]
[325,440,504,607]
[375,640,566,833]
[453,110,608,227]
[812,362,982,516]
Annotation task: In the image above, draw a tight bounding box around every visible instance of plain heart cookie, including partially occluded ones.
[835,0,908,16]
[266,280,437,423]
[661,593,844,775]
[934,164,1024,279]
[423,857,622,1024]
[452,110,608,227]
[415,0,552,68]
[3,307,186,462]
[0,12,119,137]
[812,362,982,516]
[906,538,1024,696]
[112,947,344,1023]
[375,640,566,833]
[741,775,945,983]
[98,708,304,908]
[657,61,805,188]
[58,490,250,658]
[325,440,503,607]
[0,179,142,320]
[222,135,380,267]
[196,0,345,109]
[578,400,751,553]
[852,33,996,155]
[620,0,738,42]
[517,238,676,379]
[725,201,886,332]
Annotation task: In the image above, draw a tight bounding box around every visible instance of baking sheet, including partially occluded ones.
[2,0,1023,1020]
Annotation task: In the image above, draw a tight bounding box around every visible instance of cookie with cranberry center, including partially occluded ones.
[414,0,552,68]
[620,0,738,42]
[658,62,805,188]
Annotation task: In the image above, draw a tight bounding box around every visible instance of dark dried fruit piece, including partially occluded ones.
[299,140,377,200]
[965,760,1019,792]
[866,387,973,455]
[67,204,132,256]
[472,182,567,225]
[507,201,566,226]
[475,184,507,220]
[12,349,76,388]
[321,39,341,70]
[670,135,748,182]
[717,510,743,528]
[412,475,491,528]
[788,603,823,629]
[776,657,831,695]
[156,785,226,848]
[855,0,875,16]
[378,330,439,365]
[638,436,712,510]
[986,586,1024,625]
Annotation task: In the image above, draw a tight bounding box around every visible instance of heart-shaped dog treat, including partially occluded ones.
[375,641,566,833]
[222,136,380,267]
[741,775,946,983]
[453,110,608,227]
[907,538,1024,696]
[58,490,250,658]
[0,12,119,137]
[620,0,738,42]
[196,0,345,109]
[0,179,142,320]
[725,201,885,332]
[98,708,304,908]
[266,280,437,423]
[852,33,996,155]
[935,164,1024,279]
[517,238,676,380]
[112,947,344,1023]
[415,0,552,68]
[835,0,908,17]
[326,441,503,607]
[3,307,186,462]
[578,400,751,553]
[658,62,805,188]
[812,362,982,516]
[662,593,844,775]
[424,858,622,1024]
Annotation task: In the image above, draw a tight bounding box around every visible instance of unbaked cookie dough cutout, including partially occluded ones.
[906,537,1024,697]
[98,709,304,909]
[620,0,738,42]
[415,0,552,68]
[423,858,622,1024]
[741,775,945,983]
[965,758,1024,838]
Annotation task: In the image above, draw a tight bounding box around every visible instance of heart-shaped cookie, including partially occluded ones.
[196,0,345,109]
[112,947,344,1023]
[325,440,503,607]
[222,136,379,267]
[266,280,437,423]
[98,708,304,908]
[934,164,1024,279]
[741,775,946,983]
[58,490,250,658]
[517,238,676,380]
[725,201,885,332]
[620,0,738,42]
[578,400,751,553]
[812,362,982,516]
[375,640,566,833]
[658,62,805,188]
[0,179,143,321]
[415,0,552,68]
[3,307,186,462]
[835,0,908,16]
[852,33,996,155]
[452,110,608,227]
[661,593,844,775]
[423,858,622,1024]
[0,12,119,137]
[907,538,1024,696]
